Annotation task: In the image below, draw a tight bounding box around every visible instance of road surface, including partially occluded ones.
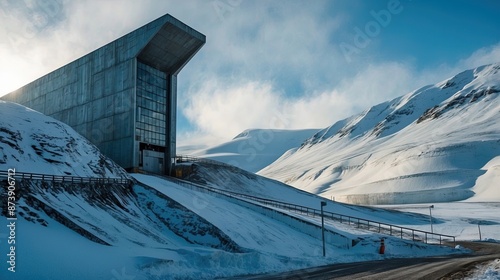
[227,241,500,280]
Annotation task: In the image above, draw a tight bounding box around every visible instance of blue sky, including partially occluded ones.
[344,0,500,68]
[1,0,499,146]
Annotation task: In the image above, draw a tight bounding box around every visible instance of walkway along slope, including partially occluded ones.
[173,156,456,245]
[162,172,455,246]
[1,168,456,248]
[138,176,357,250]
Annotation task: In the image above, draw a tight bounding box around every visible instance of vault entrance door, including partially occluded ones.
[143,150,164,174]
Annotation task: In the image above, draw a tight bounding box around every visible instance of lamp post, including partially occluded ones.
[321,201,327,257]
[478,221,482,241]
[429,205,434,233]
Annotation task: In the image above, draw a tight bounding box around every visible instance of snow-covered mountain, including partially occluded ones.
[259,63,500,204]
[184,128,318,172]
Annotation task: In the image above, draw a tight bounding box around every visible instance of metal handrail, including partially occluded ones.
[172,155,456,245]
[236,193,456,245]
[0,170,133,185]
[175,155,238,169]
[167,176,455,245]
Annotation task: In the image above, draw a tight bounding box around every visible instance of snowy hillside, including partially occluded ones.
[0,171,465,280]
[260,64,500,204]
[180,162,437,225]
[183,129,318,172]
[0,100,498,279]
[0,100,128,178]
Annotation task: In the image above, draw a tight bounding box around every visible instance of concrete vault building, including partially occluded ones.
[1,14,205,175]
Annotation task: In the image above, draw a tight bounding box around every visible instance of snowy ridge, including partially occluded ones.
[185,128,318,172]
[0,100,129,178]
[259,63,500,204]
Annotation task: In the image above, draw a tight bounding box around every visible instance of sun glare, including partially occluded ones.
[0,70,32,98]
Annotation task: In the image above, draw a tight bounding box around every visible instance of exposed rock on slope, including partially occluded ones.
[0,100,128,177]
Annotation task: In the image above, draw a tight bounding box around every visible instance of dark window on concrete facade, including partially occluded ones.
[136,62,167,147]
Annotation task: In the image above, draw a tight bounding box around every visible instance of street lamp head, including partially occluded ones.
[321,201,327,206]
[430,205,434,209]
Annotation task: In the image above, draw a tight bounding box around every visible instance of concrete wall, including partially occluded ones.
[1,14,205,174]
[1,18,166,170]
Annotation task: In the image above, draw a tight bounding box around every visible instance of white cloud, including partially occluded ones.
[183,79,282,138]
[181,61,419,142]
[285,90,352,129]
[459,43,500,70]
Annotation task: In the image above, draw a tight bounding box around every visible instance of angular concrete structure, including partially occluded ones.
[1,14,205,175]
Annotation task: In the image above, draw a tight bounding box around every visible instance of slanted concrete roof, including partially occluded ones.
[137,14,206,75]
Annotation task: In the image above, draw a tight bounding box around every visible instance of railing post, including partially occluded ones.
[320,201,326,257]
